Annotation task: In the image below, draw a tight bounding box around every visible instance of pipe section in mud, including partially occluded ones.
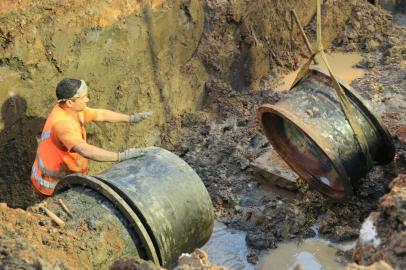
[47,147,214,268]
[257,67,395,200]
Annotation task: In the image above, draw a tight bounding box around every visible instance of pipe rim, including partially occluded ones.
[55,174,161,266]
[257,104,353,200]
[295,67,395,164]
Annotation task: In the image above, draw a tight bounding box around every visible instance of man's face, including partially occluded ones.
[68,91,89,112]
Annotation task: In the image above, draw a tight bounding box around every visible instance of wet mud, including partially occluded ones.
[353,174,406,270]
[174,0,406,268]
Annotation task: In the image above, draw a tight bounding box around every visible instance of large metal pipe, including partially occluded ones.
[257,67,395,200]
[45,147,213,269]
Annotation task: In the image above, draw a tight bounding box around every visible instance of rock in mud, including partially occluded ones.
[175,249,227,270]
[251,148,299,191]
[109,257,164,270]
[246,231,276,250]
[346,260,394,270]
[396,126,406,145]
[353,174,406,270]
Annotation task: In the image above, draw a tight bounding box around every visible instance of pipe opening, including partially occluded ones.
[261,111,348,198]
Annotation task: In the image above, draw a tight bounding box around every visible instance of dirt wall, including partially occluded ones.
[199,0,358,90]
[0,0,206,208]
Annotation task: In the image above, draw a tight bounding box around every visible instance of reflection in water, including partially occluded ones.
[256,239,347,270]
[203,222,352,270]
[319,176,331,186]
[276,52,365,92]
[202,222,253,270]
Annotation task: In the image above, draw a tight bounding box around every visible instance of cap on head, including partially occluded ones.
[56,78,88,103]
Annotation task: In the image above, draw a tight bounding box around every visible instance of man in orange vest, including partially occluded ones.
[31,78,152,196]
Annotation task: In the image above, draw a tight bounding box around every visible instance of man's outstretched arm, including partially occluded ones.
[73,143,118,162]
[94,109,152,123]
[94,109,130,123]
[73,143,146,162]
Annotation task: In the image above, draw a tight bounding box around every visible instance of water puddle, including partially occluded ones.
[202,221,253,270]
[203,222,354,270]
[275,52,365,92]
[256,239,353,270]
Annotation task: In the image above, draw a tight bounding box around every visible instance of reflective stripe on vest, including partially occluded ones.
[32,164,56,189]
[41,130,51,141]
[32,129,60,190]
[37,155,67,179]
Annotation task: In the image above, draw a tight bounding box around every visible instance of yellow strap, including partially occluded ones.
[292,0,372,168]
[317,0,323,52]
[291,50,319,88]
[316,0,372,167]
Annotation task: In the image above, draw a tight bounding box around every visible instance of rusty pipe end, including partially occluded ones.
[257,104,353,200]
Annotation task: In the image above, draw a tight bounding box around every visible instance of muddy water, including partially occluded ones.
[202,221,253,270]
[256,239,349,270]
[203,222,351,270]
[275,52,365,92]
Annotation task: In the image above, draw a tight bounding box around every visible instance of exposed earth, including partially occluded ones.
[0,0,405,269]
[174,0,406,267]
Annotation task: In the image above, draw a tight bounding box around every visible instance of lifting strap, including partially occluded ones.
[292,0,373,168]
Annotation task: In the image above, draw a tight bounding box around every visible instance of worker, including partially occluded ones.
[31,78,152,196]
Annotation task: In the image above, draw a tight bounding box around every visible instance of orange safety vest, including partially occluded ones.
[31,105,90,196]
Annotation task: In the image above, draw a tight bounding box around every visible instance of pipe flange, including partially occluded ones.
[55,174,160,266]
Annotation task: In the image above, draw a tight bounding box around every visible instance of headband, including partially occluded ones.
[57,80,88,103]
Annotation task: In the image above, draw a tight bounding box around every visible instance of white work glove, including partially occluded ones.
[129,112,153,123]
[118,148,146,162]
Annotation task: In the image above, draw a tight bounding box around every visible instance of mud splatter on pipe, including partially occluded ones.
[44,147,214,269]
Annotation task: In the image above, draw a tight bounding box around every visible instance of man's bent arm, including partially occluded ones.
[73,143,118,162]
[94,109,130,123]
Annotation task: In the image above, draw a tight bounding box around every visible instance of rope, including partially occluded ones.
[293,0,373,168]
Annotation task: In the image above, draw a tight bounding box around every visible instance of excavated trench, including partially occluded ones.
[0,0,405,269]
